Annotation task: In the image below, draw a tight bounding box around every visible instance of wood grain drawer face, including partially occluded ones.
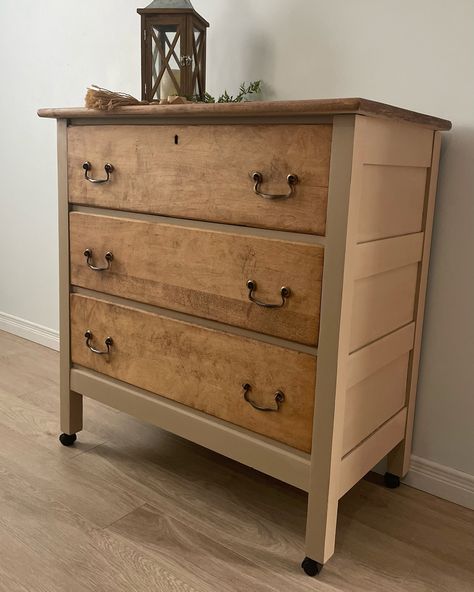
[70,213,323,345]
[67,124,332,235]
[70,294,317,452]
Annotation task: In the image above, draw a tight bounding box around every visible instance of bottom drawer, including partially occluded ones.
[70,294,317,452]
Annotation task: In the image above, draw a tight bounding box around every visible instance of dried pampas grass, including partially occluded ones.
[85,85,189,111]
[85,85,147,111]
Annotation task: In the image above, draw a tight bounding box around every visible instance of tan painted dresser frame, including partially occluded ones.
[45,99,448,569]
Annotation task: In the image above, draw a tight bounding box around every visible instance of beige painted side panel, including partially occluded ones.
[67,124,332,235]
[357,118,433,167]
[339,408,407,498]
[357,166,427,242]
[354,233,424,280]
[348,119,433,355]
[69,212,324,345]
[70,294,316,452]
[350,263,419,352]
[347,323,415,389]
[342,116,437,480]
[343,353,409,455]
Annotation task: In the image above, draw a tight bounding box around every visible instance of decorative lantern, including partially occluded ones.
[138,0,209,102]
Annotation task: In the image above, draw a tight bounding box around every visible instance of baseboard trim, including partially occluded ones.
[0,311,59,351]
[404,455,474,510]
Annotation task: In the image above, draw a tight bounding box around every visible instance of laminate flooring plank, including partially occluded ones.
[21,384,309,535]
[0,421,143,528]
[323,512,474,592]
[340,478,474,571]
[0,334,58,395]
[1,334,473,591]
[0,528,92,592]
[69,438,474,592]
[66,444,317,589]
[0,329,45,357]
[0,464,205,592]
[17,384,319,587]
[108,503,335,592]
[0,384,102,457]
[0,352,57,395]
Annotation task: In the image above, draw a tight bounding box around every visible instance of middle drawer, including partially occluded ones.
[70,212,324,345]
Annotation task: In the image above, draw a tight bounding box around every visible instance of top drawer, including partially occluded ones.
[67,124,332,235]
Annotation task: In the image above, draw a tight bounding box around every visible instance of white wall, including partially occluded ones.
[1,1,473,496]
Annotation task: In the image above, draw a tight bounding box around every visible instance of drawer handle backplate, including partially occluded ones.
[83,248,113,271]
[251,171,298,200]
[84,330,113,355]
[83,161,114,184]
[247,280,290,309]
[242,383,285,412]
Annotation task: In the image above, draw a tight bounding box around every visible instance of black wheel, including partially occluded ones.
[384,472,401,489]
[301,557,322,577]
[59,433,77,447]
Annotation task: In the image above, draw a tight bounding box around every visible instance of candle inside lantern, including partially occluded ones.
[160,68,181,99]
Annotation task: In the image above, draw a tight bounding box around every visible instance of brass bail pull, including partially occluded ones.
[246,280,290,309]
[242,383,285,412]
[84,330,113,355]
[83,161,114,184]
[251,171,299,200]
[83,249,113,272]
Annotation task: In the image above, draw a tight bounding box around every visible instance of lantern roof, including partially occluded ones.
[137,0,209,27]
[144,0,194,9]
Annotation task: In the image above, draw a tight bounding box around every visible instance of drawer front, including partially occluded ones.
[70,294,316,452]
[67,124,332,235]
[70,213,324,345]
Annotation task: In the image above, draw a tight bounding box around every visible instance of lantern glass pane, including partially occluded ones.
[150,24,181,100]
[192,27,204,96]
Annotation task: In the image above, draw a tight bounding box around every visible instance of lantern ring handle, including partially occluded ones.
[251,171,299,200]
[83,161,114,184]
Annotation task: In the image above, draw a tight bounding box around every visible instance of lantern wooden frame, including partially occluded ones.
[138,0,209,102]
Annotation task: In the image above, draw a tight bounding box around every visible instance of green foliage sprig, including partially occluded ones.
[190,80,263,103]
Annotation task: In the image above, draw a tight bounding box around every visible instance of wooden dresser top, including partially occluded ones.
[37,97,451,131]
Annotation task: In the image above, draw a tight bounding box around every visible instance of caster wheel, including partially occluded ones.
[301,557,322,577]
[384,472,401,489]
[59,433,77,447]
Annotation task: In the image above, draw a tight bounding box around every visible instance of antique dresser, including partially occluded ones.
[38,98,451,575]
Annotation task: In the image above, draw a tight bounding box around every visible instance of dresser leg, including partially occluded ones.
[304,488,337,574]
[60,389,83,436]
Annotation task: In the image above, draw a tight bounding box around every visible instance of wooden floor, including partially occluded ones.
[0,330,473,592]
